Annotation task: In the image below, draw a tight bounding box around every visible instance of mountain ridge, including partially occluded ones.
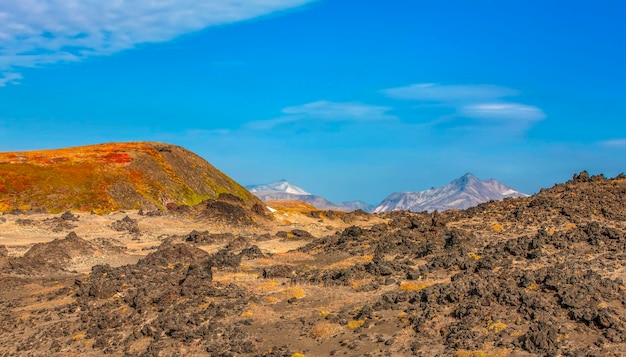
[246,180,374,212]
[373,173,527,213]
[247,180,311,195]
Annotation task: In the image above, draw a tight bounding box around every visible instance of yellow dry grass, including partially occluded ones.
[14,295,75,312]
[72,333,86,340]
[253,281,280,294]
[273,251,315,263]
[310,322,341,339]
[241,311,253,317]
[491,224,504,231]
[237,303,282,323]
[468,252,482,260]
[488,321,507,333]
[455,351,487,357]
[212,271,259,284]
[392,327,416,347]
[349,278,373,290]
[318,310,330,317]
[347,320,365,329]
[279,286,306,300]
[399,281,436,291]
[254,251,314,267]
[328,254,374,269]
[265,200,318,213]
[455,349,509,357]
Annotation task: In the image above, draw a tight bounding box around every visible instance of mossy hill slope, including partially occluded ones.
[0,142,259,213]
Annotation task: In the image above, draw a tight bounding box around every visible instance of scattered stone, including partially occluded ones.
[60,211,79,221]
[111,215,139,233]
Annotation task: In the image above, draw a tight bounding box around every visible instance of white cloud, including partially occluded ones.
[246,101,397,130]
[600,139,626,149]
[0,72,22,86]
[383,82,545,125]
[0,0,315,83]
[461,103,546,122]
[383,83,518,102]
[282,100,395,121]
[246,116,304,130]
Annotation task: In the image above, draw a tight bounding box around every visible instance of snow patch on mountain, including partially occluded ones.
[246,180,310,195]
[373,173,528,213]
[246,180,373,212]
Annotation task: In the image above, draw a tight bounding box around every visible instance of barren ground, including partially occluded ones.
[1,173,626,356]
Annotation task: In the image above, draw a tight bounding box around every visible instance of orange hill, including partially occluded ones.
[264,200,318,213]
[0,142,259,213]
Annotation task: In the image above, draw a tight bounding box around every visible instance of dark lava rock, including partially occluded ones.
[111,215,139,233]
[20,231,99,270]
[180,259,214,296]
[276,229,314,240]
[71,238,253,355]
[203,200,255,225]
[225,236,252,251]
[184,229,212,243]
[83,264,118,299]
[60,211,79,221]
[263,265,295,279]
[139,241,209,267]
[15,218,35,226]
[210,248,242,268]
[571,170,591,183]
[521,321,562,353]
[239,245,266,259]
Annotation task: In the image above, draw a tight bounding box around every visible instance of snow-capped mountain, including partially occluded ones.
[245,180,373,212]
[373,173,528,213]
[247,179,310,195]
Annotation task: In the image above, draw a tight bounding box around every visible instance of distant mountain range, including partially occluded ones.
[248,174,527,214]
[373,173,528,213]
[246,180,374,212]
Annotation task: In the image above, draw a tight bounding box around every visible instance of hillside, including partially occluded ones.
[0,142,260,213]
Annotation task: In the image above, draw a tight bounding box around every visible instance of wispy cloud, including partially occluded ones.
[461,103,546,122]
[0,72,22,86]
[383,83,545,124]
[283,101,395,121]
[0,0,315,84]
[600,139,626,149]
[246,100,396,130]
[383,83,518,102]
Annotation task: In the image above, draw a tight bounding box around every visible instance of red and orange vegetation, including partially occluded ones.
[0,142,260,213]
[264,200,318,213]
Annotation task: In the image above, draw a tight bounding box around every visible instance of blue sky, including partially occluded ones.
[1,0,625,204]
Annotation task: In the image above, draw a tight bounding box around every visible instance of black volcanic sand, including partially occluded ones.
[0,173,626,356]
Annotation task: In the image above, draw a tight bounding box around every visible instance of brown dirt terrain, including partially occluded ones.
[1,171,626,356]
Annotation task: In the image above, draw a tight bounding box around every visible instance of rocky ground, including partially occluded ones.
[1,172,626,356]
